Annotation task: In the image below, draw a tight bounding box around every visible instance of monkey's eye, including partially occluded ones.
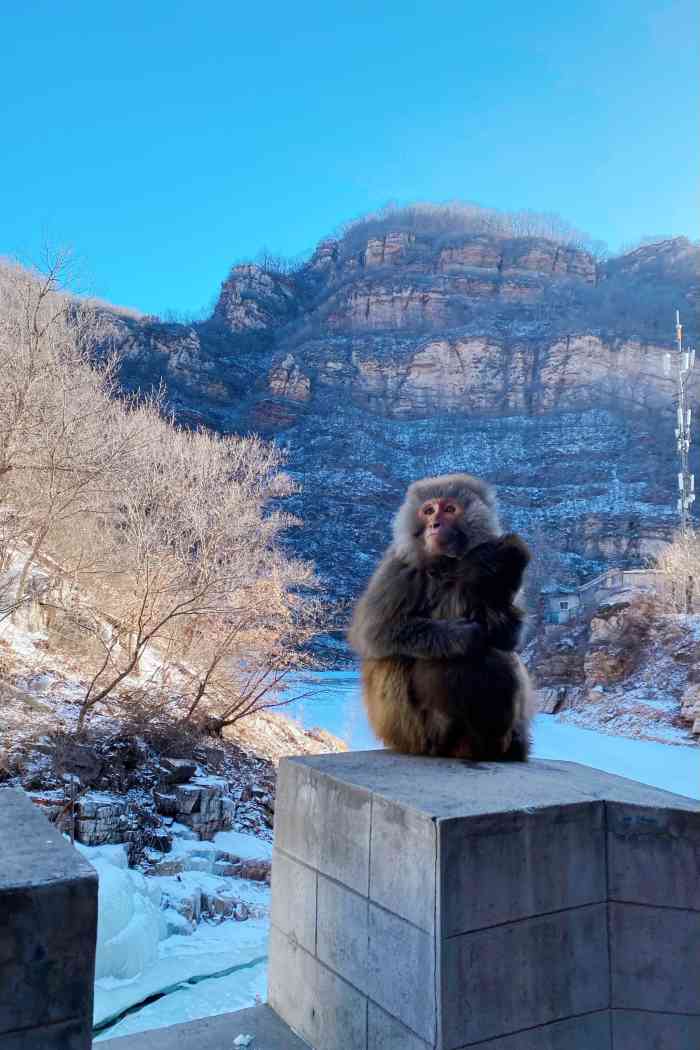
[423,505,435,516]
[444,504,456,514]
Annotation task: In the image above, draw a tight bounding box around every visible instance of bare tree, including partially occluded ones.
[177,561,323,731]
[521,523,563,625]
[0,253,130,613]
[655,531,700,612]
[0,255,325,735]
[67,421,316,732]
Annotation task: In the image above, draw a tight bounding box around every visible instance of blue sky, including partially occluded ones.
[1,0,697,316]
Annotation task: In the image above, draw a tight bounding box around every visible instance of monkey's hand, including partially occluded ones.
[449,619,487,656]
[485,611,522,651]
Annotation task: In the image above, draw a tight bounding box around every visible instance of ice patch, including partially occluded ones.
[78,846,164,982]
[75,830,272,1036]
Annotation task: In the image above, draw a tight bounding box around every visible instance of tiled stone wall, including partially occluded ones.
[0,788,97,1050]
[268,752,700,1050]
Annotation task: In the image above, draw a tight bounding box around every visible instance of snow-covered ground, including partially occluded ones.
[542,608,700,746]
[533,714,699,798]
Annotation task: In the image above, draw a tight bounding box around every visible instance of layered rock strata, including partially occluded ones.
[107,229,700,601]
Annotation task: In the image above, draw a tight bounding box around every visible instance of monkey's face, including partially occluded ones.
[419,498,466,559]
[393,473,501,567]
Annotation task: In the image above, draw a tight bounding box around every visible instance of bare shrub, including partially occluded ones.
[336,201,605,256]
[655,531,700,612]
[125,804,163,866]
[119,700,206,757]
[222,249,307,285]
[253,248,307,277]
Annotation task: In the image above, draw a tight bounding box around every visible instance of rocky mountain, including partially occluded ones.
[532,587,700,744]
[107,216,700,604]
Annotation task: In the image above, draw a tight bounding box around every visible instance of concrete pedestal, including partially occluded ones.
[268,753,700,1050]
[0,787,98,1050]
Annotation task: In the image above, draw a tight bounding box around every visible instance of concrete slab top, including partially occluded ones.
[0,786,97,891]
[97,1004,310,1050]
[285,752,700,821]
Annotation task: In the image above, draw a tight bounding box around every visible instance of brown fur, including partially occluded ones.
[362,659,426,754]
[348,474,534,761]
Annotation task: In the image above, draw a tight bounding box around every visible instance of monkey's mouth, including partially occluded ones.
[427,535,459,557]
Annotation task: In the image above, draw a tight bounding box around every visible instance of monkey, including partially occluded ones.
[347,473,533,761]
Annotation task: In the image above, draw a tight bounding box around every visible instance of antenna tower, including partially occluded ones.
[666,311,696,532]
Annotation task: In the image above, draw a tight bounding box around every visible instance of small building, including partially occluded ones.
[578,568,666,612]
[542,589,581,625]
[543,569,667,625]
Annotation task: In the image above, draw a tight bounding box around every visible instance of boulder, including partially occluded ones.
[671,639,700,665]
[52,742,104,786]
[584,646,634,685]
[536,686,568,714]
[151,857,184,876]
[173,778,232,840]
[160,758,197,784]
[147,828,172,853]
[74,796,129,846]
[680,685,700,734]
[173,890,202,924]
[154,790,178,816]
[212,857,271,883]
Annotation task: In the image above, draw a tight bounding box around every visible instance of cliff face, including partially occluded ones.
[109,227,700,600]
[212,265,301,332]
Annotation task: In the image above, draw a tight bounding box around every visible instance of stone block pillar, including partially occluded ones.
[268,753,700,1050]
[0,787,98,1049]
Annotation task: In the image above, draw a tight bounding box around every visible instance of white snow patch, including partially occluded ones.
[168,828,272,861]
[93,958,267,1042]
[92,914,268,1037]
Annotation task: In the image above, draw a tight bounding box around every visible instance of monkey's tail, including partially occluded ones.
[502,719,531,762]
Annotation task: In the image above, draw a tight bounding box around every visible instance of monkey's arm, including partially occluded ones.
[348,556,484,661]
[381,616,484,660]
[476,533,530,592]
[485,613,523,651]
[472,533,530,651]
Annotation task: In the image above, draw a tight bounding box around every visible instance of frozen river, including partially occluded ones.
[284,670,700,800]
